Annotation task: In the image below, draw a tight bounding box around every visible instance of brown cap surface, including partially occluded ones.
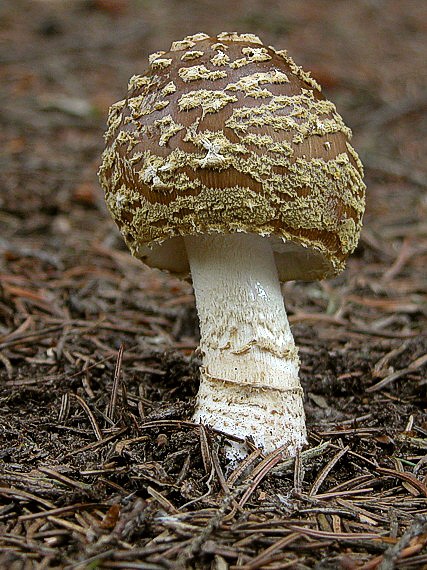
[98,32,365,281]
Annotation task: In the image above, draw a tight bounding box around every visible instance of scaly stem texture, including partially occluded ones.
[185,233,306,461]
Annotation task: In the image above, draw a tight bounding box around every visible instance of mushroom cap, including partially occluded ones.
[99,32,365,281]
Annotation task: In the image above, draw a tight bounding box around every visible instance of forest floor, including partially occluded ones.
[1,1,426,568]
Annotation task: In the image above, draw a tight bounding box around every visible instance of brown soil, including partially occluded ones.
[1,1,426,568]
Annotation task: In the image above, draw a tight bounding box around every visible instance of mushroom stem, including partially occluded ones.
[184,233,307,461]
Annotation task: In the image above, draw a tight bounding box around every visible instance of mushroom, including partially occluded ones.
[99,32,365,461]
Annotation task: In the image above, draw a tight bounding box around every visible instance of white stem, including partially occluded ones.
[184,233,306,462]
